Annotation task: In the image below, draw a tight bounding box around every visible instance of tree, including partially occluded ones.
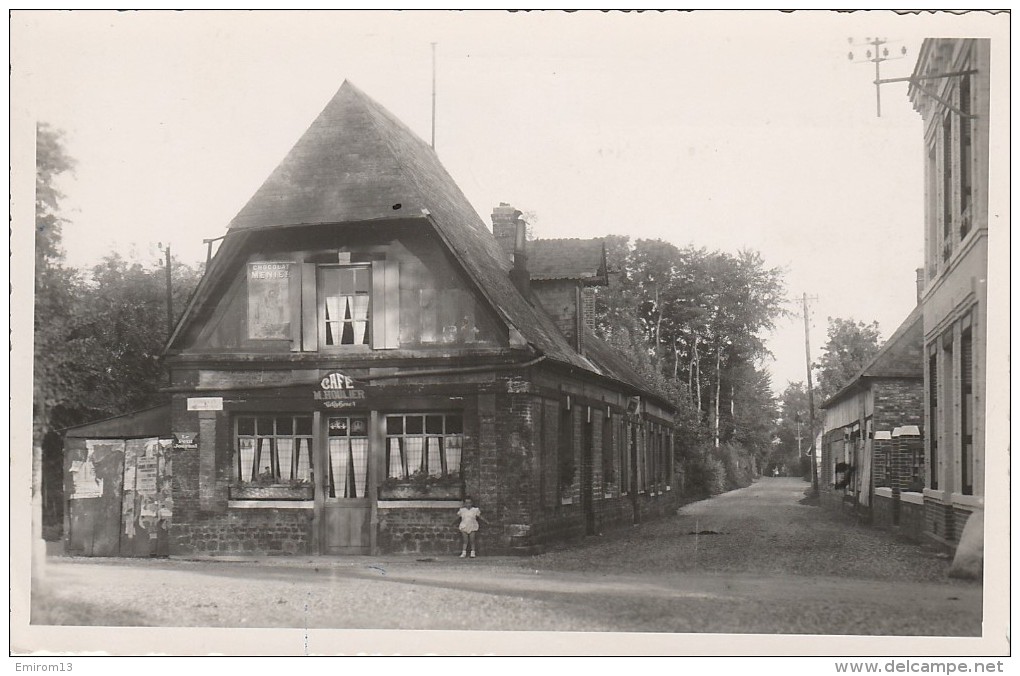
[34,123,76,557]
[592,232,787,491]
[814,317,883,402]
[772,381,821,476]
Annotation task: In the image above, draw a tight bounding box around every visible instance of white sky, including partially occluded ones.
[10,10,1008,393]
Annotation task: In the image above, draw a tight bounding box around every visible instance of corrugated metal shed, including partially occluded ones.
[63,404,172,439]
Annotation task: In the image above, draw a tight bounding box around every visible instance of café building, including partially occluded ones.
[164,81,678,556]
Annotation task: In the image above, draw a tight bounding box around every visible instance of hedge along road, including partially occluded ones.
[31,478,980,637]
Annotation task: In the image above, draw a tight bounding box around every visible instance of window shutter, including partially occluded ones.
[371,260,400,349]
[288,263,301,351]
[301,263,317,352]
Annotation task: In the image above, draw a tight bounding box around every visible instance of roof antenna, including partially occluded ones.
[431,42,437,149]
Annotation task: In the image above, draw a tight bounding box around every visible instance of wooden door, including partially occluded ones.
[321,414,372,554]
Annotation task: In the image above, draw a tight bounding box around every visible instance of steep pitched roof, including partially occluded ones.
[528,238,607,281]
[820,304,924,408]
[169,82,670,409]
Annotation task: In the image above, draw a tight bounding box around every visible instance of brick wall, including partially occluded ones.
[872,379,924,431]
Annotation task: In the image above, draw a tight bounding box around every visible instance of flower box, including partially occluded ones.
[378,483,463,501]
[230,484,314,501]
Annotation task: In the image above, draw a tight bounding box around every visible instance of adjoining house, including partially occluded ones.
[159,81,678,557]
[910,39,989,549]
[819,297,924,539]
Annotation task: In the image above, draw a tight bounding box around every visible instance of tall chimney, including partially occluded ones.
[915,267,925,304]
[490,203,519,263]
[510,213,530,297]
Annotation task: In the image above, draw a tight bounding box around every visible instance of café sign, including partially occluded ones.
[315,371,366,409]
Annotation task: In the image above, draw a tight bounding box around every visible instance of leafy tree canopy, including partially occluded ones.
[814,317,883,403]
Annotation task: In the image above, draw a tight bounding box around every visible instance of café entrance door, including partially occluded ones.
[320,414,372,554]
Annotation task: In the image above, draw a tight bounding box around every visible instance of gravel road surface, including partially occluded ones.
[30,478,981,637]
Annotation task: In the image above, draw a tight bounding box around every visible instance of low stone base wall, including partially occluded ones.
[376,504,463,555]
[172,508,314,556]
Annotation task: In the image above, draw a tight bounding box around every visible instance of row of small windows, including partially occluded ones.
[232,408,674,502]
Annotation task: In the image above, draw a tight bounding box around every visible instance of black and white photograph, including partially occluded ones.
[10,9,1010,662]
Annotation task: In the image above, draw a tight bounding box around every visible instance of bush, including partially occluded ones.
[716,442,754,490]
[683,451,726,498]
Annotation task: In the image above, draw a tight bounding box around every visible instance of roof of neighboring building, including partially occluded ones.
[820,304,924,409]
[168,81,672,409]
[528,238,607,281]
[63,404,172,439]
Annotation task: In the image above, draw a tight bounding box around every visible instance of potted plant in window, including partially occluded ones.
[230,470,314,500]
[379,470,463,500]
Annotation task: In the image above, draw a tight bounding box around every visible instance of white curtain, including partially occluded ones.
[388,438,404,478]
[329,438,349,497]
[405,437,424,475]
[294,438,311,481]
[426,437,443,476]
[277,438,294,481]
[325,296,341,344]
[238,438,256,482]
[445,436,462,474]
[352,295,369,344]
[351,438,368,497]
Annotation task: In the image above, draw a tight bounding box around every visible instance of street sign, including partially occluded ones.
[187,397,223,411]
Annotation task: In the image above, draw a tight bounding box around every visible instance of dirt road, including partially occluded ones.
[30,478,981,638]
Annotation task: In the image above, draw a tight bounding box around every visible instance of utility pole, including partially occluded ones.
[848,37,907,117]
[802,292,819,495]
[163,244,173,339]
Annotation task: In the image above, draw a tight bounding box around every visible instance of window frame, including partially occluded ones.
[233,414,314,486]
[318,263,373,351]
[383,412,465,482]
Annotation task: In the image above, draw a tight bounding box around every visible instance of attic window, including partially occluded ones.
[320,265,371,347]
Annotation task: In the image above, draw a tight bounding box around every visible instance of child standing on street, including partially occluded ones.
[453,496,488,558]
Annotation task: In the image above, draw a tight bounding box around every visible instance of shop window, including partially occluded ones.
[327,416,369,499]
[384,413,463,481]
[234,415,313,485]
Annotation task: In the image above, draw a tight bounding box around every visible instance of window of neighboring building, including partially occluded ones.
[926,144,939,279]
[959,73,973,236]
[234,415,313,485]
[384,413,463,481]
[558,404,575,500]
[928,348,939,490]
[941,113,954,262]
[320,265,372,347]
[541,400,558,508]
[941,334,955,494]
[327,415,369,499]
[960,323,974,495]
[602,412,615,494]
